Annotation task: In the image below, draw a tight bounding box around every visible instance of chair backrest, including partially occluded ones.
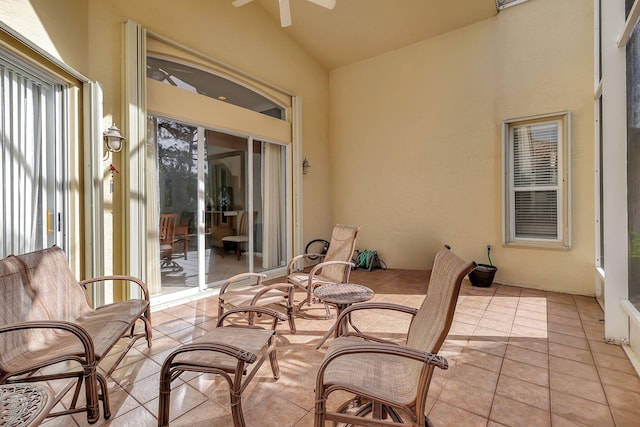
[400,246,474,401]
[236,211,258,236]
[318,224,360,283]
[406,246,475,353]
[159,213,178,244]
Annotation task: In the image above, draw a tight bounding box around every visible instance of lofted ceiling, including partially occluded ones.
[252,0,499,70]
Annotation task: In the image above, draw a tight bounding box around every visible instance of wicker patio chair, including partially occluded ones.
[314,245,475,427]
[218,272,297,333]
[0,246,152,424]
[287,224,360,318]
[158,306,287,427]
[159,213,181,269]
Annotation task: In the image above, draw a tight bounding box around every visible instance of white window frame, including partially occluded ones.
[503,111,571,249]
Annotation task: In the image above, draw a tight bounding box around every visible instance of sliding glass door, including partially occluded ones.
[0,50,66,258]
[153,117,288,295]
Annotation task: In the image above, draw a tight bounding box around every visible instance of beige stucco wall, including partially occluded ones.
[329,0,594,294]
[0,0,333,272]
[1,0,595,295]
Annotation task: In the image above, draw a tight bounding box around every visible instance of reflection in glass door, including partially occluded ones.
[155,118,199,292]
[153,117,288,296]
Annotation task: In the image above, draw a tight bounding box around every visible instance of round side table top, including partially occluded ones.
[314,283,374,305]
[0,383,55,427]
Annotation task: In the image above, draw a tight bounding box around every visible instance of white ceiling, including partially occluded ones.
[253,0,499,70]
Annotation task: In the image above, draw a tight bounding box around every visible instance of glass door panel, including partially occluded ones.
[156,118,199,292]
[153,118,289,296]
[255,140,288,272]
[204,130,252,282]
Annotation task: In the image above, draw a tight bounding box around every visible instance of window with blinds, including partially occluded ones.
[504,113,571,248]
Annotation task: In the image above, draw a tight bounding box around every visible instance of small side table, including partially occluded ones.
[314,283,374,348]
[0,383,55,427]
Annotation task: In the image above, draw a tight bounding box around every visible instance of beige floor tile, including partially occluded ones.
[501,358,549,387]
[510,323,548,339]
[437,378,494,417]
[603,384,640,414]
[550,390,615,426]
[512,315,549,331]
[548,342,594,365]
[456,347,504,373]
[465,338,508,357]
[102,405,157,426]
[508,335,549,354]
[45,269,640,427]
[547,331,589,351]
[514,307,548,322]
[428,399,489,427]
[243,394,309,426]
[450,362,500,392]
[546,322,586,339]
[168,400,230,426]
[549,371,607,404]
[589,339,628,358]
[145,382,208,423]
[504,344,549,369]
[598,366,640,392]
[490,395,551,427]
[611,406,640,427]
[593,351,638,374]
[548,356,600,382]
[495,375,550,411]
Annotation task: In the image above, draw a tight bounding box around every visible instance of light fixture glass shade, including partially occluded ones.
[103,124,125,153]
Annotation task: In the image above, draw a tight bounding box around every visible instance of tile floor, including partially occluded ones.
[41,268,640,426]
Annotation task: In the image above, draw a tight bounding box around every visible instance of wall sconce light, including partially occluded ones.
[103,123,125,157]
[302,158,310,175]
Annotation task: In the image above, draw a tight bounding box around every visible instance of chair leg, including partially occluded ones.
[229,390,246,427]
[97,373,111,420]
[158,365,174,427]
[268,338,281,380]
[83,366,100,424]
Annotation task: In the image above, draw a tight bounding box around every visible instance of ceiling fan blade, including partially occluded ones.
[305,0,336,10]
[232,0,255,7]
[279,0,292,27]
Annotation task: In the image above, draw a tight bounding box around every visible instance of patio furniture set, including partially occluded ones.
[0,224,475,427]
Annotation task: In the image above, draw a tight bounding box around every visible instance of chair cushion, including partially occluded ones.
[323,336,420,406]
[172,327,275,372]
[221,285,288,308]
[287,273,332,290]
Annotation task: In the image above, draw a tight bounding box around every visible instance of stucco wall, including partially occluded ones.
[329,0,594,294]
[1,0,595,294]
[0,0,333,268]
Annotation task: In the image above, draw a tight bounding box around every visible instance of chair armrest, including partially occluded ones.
[80,275,150,302]
[0,320,97,369]
[249,283,295,305]
[287,254,326,274]
[163,342,258,369]
[317,342,448,385]
[306,261,356,288]
[219,272,266,294]
[218,306,288,329]
[331,302,418,339]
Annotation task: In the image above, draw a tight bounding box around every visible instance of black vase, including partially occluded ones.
[468,264,497,287]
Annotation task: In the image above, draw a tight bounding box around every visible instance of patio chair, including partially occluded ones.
[314,245,475,426]
[218,272,297,333]
[221,211,257,260]
[287,224,360,318]
[159,213,180,269]
[158,306,287,427]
